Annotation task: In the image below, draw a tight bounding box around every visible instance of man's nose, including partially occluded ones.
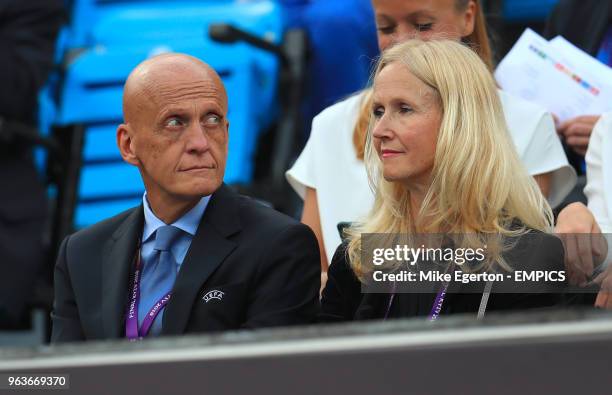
[185,122,210,153]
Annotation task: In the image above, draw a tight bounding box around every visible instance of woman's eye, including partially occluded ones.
[373,107,385,118]
[399,105,413,114]
[415,23,433,31]
[377,25,395,35]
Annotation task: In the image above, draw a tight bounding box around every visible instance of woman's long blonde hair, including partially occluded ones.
[354,0,493,159]
[347,39,553,281]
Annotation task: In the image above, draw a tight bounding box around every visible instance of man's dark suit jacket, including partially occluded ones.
[51,185,320,342]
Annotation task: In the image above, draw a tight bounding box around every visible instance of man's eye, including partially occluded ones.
[165,117,183,127]
[204,114,221,125]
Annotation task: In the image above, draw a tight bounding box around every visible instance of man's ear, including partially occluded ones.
[117,123,139,166]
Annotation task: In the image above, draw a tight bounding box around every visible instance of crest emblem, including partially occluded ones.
[202,290,224,303]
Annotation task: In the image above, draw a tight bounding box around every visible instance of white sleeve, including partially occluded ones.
[521,112,576,208]
[286,123,317,200]
[585,113,612,233]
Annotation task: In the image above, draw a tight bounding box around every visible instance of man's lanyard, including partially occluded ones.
[125,242,173,340]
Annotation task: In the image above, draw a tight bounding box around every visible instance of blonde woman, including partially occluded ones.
[319,40,586,322]
[287,0,580,278]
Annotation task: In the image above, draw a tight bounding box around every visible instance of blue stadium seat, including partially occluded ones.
[67,0,238,48]
[91,1,281,115]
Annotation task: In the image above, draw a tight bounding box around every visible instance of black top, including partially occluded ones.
[320,229,596,323]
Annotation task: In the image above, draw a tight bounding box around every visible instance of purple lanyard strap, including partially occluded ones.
[383,281,448,321]
[428,282,449,321]
[125,243,173,340]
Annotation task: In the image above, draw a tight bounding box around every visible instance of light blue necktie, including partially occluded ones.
[138,225,183,336]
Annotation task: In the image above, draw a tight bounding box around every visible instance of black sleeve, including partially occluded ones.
[50,235,85,343]
[491,232,596,311]
[241,223,321,328]
[0,0,65,121]
[318,244,363,323]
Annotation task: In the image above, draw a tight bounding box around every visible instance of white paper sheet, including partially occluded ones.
[495,28,612,122]
[549,36,612,83]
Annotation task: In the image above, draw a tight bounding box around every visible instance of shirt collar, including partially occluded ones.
[142,193,211,242]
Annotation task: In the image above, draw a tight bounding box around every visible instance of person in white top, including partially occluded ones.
[585,112,612,233]
[287,0,578,273]
[583,112,612,308]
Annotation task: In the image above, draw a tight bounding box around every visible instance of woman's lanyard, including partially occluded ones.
[383,274,449,321]
[125,241,173,340]
[428,282,449,320]
[384,281,491,321]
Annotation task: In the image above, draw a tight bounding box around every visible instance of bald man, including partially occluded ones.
[51,54,320,342]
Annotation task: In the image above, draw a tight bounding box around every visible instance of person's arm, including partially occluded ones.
[51,236,85,343]
[301,187,329,272]
[520,111,576,208]
[0,0,64,121]
[533,172,552,198]
[594,263,612,309]
[241,223,320,328]
[583,114,612,308]
[584,114,612,231]
[555,203,607,287]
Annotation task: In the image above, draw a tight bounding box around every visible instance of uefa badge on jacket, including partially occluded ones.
[202,290,225,303]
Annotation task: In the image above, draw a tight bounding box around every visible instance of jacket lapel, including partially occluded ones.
[162,185,241,335]
[101,206,144,339]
